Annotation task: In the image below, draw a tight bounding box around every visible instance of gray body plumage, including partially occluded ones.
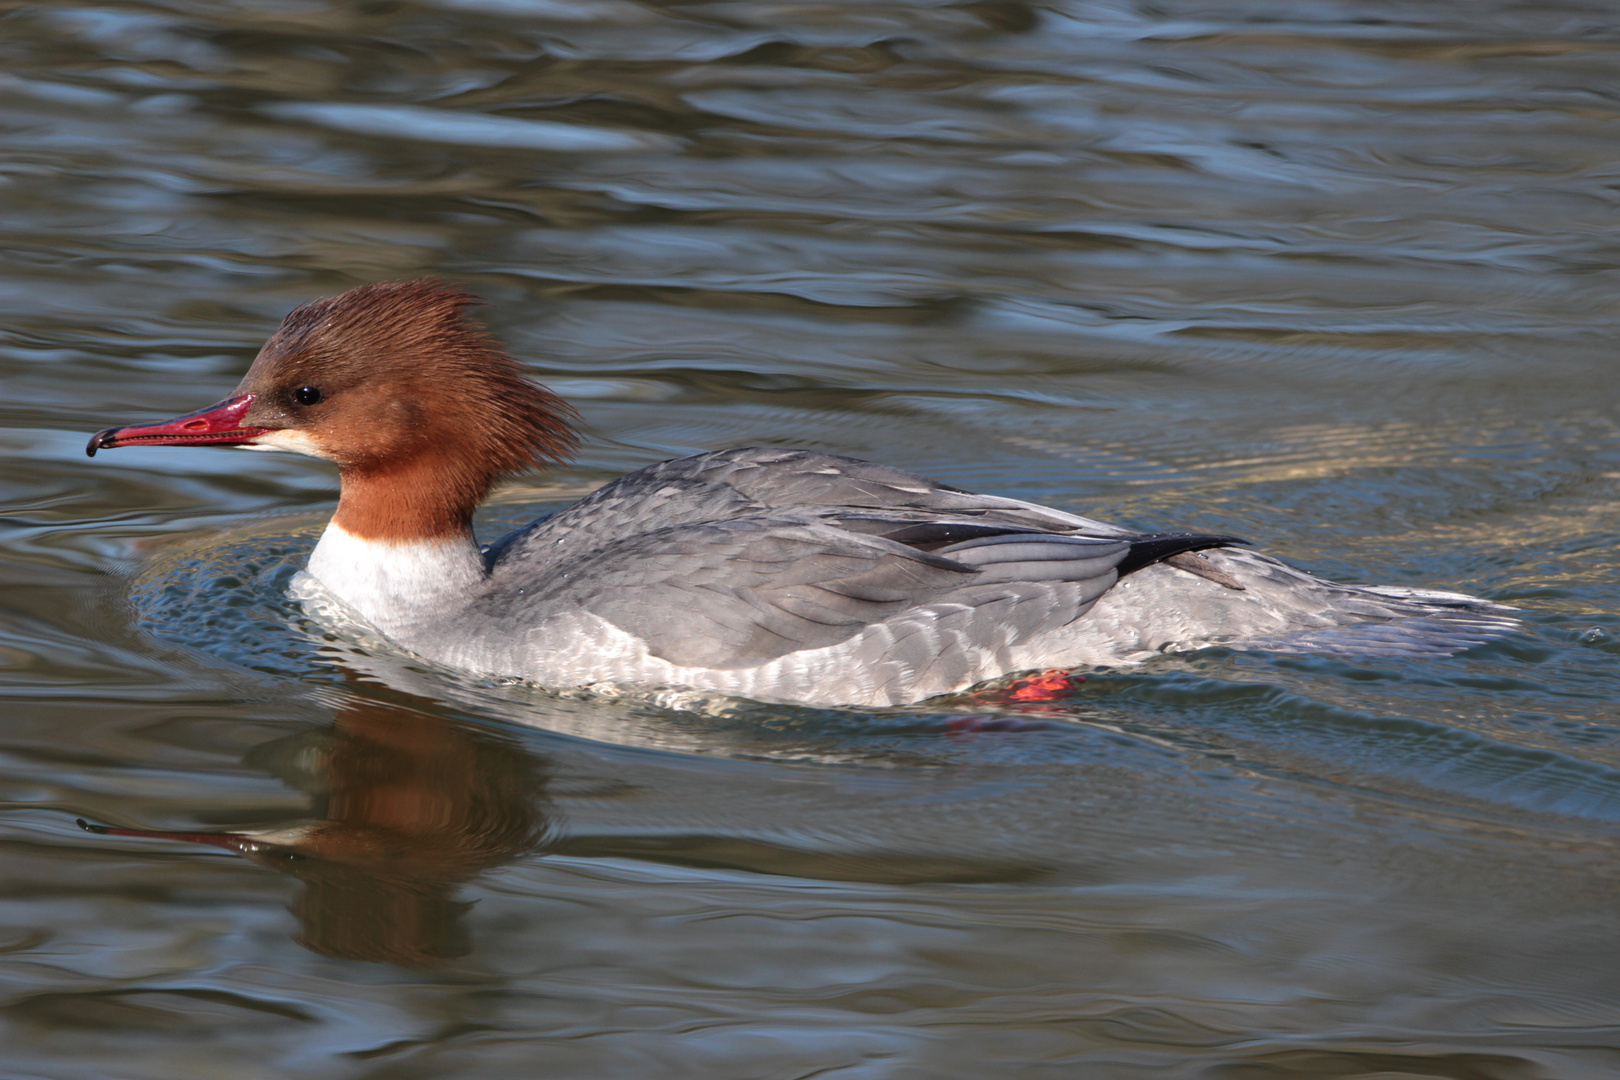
[370,448,1514,707]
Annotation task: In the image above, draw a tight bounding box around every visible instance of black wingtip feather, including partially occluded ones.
[1117,533,1249,577]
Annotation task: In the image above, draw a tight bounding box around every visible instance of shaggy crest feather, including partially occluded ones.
[236,279,581,541]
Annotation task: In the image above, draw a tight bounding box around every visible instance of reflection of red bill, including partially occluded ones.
[77,817,258,853]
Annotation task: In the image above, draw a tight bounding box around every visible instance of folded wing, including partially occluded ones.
[514,518,1140,671]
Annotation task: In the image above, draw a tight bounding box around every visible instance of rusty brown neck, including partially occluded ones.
[330,454,489,545]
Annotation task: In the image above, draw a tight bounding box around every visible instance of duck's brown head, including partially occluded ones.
[88,280,580,542]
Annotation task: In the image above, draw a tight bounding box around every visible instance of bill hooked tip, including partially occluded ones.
[85,428,120,458]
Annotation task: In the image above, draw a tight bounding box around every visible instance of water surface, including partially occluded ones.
[2,1,1619,1076]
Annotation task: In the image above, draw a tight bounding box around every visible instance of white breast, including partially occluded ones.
[304,523,484,640]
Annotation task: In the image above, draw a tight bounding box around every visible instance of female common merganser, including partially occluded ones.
[88,280,1515,707]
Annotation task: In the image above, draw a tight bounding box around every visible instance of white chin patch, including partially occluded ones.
[237,429,333,460]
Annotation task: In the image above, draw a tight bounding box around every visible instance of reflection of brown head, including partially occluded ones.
[82,688,551,966]
[278,692,550,964]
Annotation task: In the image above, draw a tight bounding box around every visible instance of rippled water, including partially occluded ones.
[4,1,1620,1076]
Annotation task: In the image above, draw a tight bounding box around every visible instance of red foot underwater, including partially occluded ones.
[1002,669,1085,702]
[945,670,1087,733]
[962,668,1086,707]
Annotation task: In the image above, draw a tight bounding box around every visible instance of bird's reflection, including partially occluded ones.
[81,685,552,965]
[76,651,1083,964]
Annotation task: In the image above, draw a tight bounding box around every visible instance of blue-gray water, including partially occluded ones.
[3,2,1619,1076]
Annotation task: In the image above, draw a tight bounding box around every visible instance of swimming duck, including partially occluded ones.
[88,280,1514,706]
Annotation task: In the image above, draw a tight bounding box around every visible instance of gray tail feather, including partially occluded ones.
[1229,588,1519,658]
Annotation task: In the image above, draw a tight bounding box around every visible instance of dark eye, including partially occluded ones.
[293,386,322,406]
